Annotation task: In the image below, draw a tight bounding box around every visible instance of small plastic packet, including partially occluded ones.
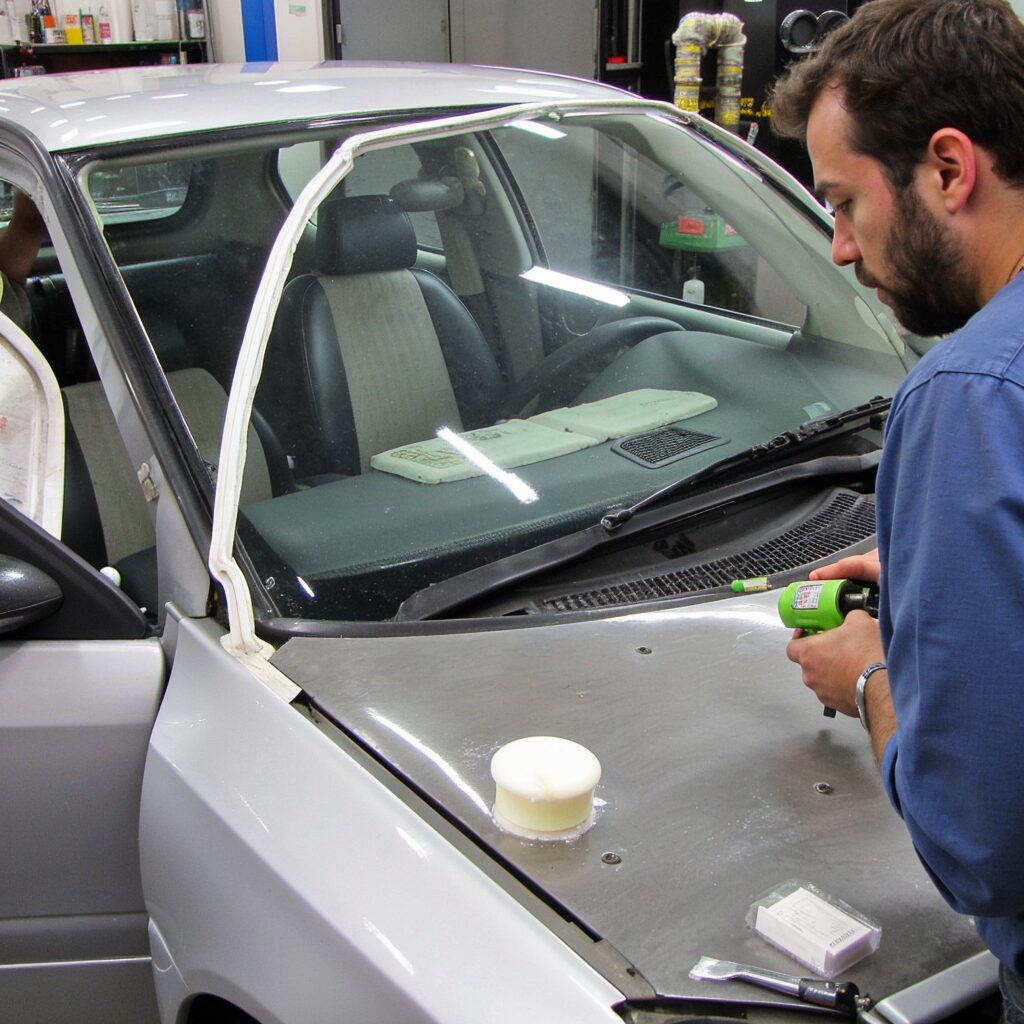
[746,879,881,978]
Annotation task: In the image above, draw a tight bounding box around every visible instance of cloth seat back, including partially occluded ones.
[62,367,272,571]
[258,195,504,478]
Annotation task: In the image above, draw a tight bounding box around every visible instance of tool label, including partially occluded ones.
[791,582,824,610]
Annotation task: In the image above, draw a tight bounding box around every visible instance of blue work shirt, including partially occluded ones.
[876,271,1024,972]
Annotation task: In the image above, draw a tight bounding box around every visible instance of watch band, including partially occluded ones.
[855,662,886,733]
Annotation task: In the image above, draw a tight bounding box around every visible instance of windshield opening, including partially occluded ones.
[84,107,907,625]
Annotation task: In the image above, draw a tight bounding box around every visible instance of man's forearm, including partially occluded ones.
[864,667,897,766]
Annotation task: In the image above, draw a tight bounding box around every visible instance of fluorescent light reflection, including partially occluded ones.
[363,919,415,976]
[296,575,315,598]
[277,84,343,94]
[395,826,429,860]
[521,265,630,308]
[90,121,186,137]
[436,427,538,504]
[509,118,566,140]
[624,606,781,629]
[474,84,576,99]
[366,708,489,815]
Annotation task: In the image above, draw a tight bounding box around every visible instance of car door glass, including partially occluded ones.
[492,121,807,326]
[277,139,443,251]
[87,161,192,224]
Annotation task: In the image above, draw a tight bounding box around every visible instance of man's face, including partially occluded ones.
[806,88,979,336]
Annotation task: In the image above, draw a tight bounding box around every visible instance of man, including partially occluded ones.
[770,1,1024,1019]
[0,188,44,333]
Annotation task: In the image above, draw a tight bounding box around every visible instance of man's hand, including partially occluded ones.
[808,547,880,585]
[785,609,884,717]
[785,548,896,761]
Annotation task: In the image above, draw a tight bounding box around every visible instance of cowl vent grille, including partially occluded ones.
[542,491,875,613]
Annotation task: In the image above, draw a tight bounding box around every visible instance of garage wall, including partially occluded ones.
[211,0,244,61]
[449,0,597,79]
[214,0,598,79]
[212,0,323,62]
[213,1,1022,85]
[275,1,324,60]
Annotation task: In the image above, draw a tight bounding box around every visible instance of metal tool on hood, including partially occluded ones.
[690,955,870,1016]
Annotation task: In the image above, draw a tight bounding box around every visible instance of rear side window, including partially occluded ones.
[276,139,442,251]
[492,121,807,327]
[87,162,192,224]
[0,180,17,226]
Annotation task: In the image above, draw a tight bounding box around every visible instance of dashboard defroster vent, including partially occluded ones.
[614,427,728,468]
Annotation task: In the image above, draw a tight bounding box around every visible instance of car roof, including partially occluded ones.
[0,61,628,154]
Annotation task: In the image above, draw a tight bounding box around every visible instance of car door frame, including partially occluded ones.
[0,133,205,1024]
[0,330,164,1024]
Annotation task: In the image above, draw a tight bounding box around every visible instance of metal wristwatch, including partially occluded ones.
[855,662,886,732]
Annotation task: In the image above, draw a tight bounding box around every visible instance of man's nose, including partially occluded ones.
[832,218,861,267]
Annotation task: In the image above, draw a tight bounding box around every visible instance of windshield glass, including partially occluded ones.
[87,105,909,624]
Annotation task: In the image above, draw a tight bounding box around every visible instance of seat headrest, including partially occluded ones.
[390,175,465,212]
[315,195,417,275]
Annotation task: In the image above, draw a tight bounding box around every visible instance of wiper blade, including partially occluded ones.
[600,396,891,531]
[395,447,883,622]
[396,398,889,622]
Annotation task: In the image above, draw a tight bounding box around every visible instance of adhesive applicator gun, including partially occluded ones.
[777,579,880,717]
[777,579,880,633]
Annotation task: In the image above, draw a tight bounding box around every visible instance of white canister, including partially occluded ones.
[93,0,132,42]
[152,0,179,40]
[130,0,156,40]
[185,8,203,38]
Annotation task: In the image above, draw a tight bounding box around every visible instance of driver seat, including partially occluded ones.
[258,195,504,480]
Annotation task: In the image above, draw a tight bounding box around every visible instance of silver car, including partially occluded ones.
[0,62,995,1024]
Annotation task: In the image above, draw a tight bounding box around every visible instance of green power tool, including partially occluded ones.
[777,579,881,719]
[777,579,880,633]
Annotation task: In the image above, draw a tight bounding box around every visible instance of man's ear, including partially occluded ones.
[924,128,976,214]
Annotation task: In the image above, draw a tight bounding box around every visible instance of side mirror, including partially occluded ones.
[0,553,63,635]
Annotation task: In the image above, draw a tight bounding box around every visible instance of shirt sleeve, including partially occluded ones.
[877,368,1024,919]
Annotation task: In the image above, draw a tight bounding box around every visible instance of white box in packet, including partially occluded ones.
[747,880,881,978]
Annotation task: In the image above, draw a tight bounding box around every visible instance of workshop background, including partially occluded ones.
[7,0,1024,186]
[221,0,1024,187]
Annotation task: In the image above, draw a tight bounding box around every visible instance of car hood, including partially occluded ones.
[272,589,983,1012]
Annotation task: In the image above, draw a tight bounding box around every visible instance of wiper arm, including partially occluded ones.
[393,399,888,622]
[600,396,891,531]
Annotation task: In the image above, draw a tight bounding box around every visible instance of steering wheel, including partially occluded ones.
[496,316,683,420]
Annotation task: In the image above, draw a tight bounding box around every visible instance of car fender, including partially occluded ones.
[140,614,624,1024]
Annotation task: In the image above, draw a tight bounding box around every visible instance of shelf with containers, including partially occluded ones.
[0,0,212,78]
[1,37,208,76]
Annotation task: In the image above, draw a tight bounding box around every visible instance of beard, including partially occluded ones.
[856,187,979,338]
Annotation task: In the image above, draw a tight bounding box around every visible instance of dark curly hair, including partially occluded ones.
[769,0,1024,189]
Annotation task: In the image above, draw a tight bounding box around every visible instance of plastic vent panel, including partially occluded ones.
[542,491,876,613]
[614,427,729,468]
